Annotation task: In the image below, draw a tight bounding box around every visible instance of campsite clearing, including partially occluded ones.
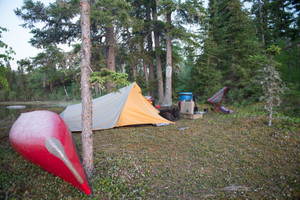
[0,105,299,199]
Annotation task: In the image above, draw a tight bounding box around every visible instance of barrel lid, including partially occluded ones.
[180,92,192,95]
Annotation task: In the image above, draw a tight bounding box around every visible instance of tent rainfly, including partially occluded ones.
[60,82,173,132]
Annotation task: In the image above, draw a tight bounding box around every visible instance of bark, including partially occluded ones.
[18,66,27,101]
[268,94,273,127]
[126,27,137,81]
[43,71,46,100]
[143,52,150,96]
[105,25,116,93]
[286,39,292,82]
[258,0,265,46]
[164,11,172,106]
[141,41,150,96]
[80,0,94,178]
[152,4,164,104]
[268,106,273,127]
[63,83,69,99]
[147,5,155,99]
[296,43,300,78]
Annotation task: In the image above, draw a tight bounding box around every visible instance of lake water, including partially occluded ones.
[0,103,68,121]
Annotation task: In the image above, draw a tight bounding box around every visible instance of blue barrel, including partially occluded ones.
[179,92,193,101]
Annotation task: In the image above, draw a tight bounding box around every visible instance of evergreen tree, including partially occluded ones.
[159,0,205,106]
[16,0,132,93]
[251,0,299,46]
[15,0,80,48]
[161,0,174,106]
[251,0,300,96]
[91,0,132,92]
[152,0,165,104]
[194,0,261,104]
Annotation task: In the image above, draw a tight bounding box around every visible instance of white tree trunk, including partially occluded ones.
[152,4,164,104]
[268,106,273,127]
[268,91,273,127]
[164,11,172,106]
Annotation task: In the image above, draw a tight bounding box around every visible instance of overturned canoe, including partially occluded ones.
[9,110,92,196]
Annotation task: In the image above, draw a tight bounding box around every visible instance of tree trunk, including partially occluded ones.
[43,70,46,101]
[258,0,265,46]
[143,56,150,96]
[292,43,300,83]
[105,25,116,93]
[152,4,164,104]
[285,39,292,82]
[268,93,273,127]
[80,0,94,178]
[147,5,155,99]
[126,27,137,81]
[141,41,150,96]
[164,11,172,106]
[268,106,273,127]
[63,82,69,100]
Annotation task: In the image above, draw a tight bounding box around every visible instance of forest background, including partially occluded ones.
[0,0,299,117]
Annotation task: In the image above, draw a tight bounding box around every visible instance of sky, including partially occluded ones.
[0,0,58,70]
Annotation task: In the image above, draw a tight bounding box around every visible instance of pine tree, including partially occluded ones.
[152,0,165,104]
[195,0,261,103]
[251,0,300,98]
[251,0,299,46]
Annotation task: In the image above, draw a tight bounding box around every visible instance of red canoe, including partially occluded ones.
[9,110,92,196]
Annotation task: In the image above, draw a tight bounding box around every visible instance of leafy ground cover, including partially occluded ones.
[0,104,299,199]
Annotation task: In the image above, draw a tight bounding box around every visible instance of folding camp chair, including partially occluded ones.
[207,87,234,114]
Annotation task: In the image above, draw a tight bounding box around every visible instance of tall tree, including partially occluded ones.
[127,0,152,94]
[105,26,116,93]
[251,0,269,46]
[80,0,94,177]
[32,45,64,91]
[126,26,137,81]
[152,1,164,104]
[251,0,299,46]
[258,0,265,46]
[17,59,32,100]
[251,0,300,87]
[146,2,156,98]
[17,61,27,100]
[15,0,80,48]
[163,1,173,106]
[91,0,132,93]
[16,0,131,94]
[185,0,260,104]
[160,0,204,106]
[199,0,261,102]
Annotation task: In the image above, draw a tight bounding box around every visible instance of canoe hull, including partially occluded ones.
[9,110,92,195]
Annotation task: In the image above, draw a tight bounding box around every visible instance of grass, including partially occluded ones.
[0,104,299,199]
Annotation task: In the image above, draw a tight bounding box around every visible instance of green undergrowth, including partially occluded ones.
[0,104,299,199]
